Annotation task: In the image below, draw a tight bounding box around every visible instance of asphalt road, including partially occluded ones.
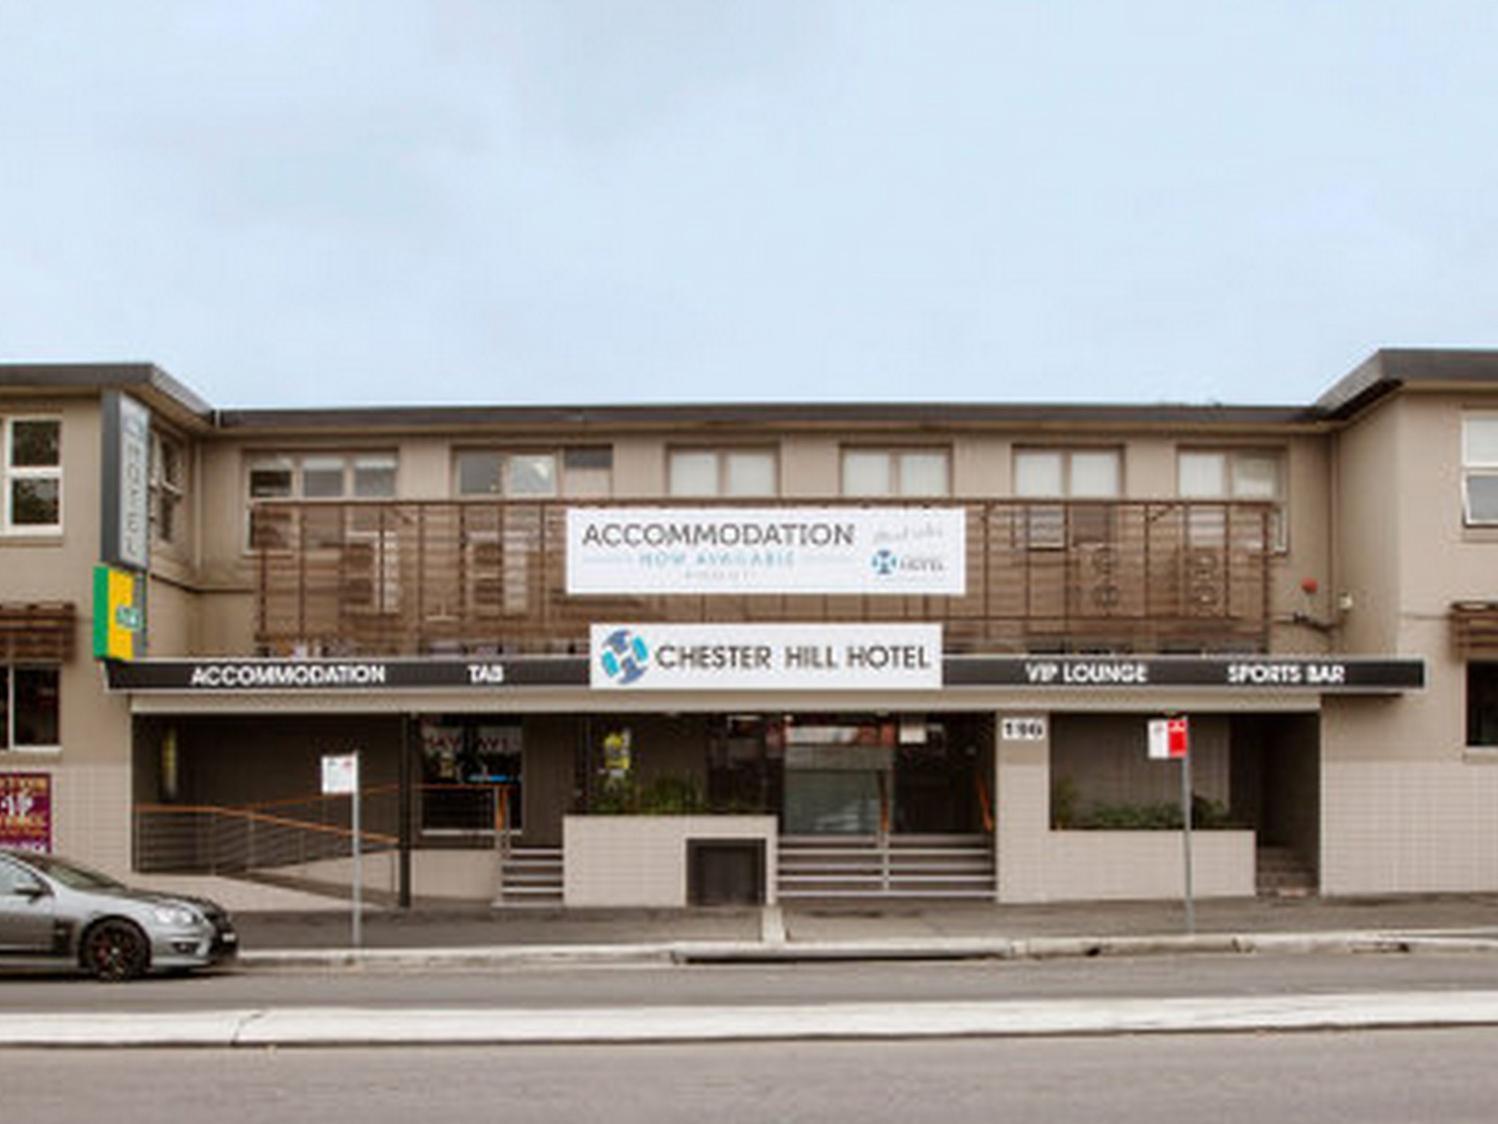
[3,950,1498,1011]
[4,1030,1496,1123]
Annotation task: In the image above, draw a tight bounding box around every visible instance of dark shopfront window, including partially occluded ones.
[1469,663,1498,746]
[705,714,987,834]
[707,716,785,814]
[1,666,60,749]
[420,718,522,832]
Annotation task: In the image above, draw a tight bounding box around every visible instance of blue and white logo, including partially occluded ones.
[598,628,651,685]
[871,548,898,577]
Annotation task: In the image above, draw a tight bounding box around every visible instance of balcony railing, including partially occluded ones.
[251,499,1275,657]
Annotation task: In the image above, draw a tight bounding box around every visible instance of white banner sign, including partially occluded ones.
[320,753,359,795]
[566,507,966,595]
[590,623,943,691]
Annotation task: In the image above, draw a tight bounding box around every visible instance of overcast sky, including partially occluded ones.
[2,2,1496,408]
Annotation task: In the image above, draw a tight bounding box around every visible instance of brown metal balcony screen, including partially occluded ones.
[0,602,76,662]
[251,500,1273,657]
[1451,602,1498,657]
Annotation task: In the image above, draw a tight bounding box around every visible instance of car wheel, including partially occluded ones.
[82,920,150,982]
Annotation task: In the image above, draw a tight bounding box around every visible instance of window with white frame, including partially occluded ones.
[1013,447,1121,547]
[841,448,951,497]
[150,430,187,547]
[453,447,612,498]
[1463,417,1498,525]
[1177,448,1285,550]
[246,452,397,549]
[668,448,777,497]
[248,452,397,503]
[3,418,62,533]
[0,666,60,750]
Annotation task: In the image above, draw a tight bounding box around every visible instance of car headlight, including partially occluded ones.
[151,905,201,928]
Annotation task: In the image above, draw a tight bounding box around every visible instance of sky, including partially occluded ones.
[2,1,1497,409]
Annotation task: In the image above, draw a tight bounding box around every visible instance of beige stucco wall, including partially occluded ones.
[1040,830,1255,899]
[0,395,140,875]
[563,814,777,907]
[1317,389,1498,894]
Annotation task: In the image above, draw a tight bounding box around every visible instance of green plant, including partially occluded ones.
[589,777,640,814]
[586,774,709,815]
[1065,793,1242,830]
[1050,776,1079,829]
[640,775,707,814]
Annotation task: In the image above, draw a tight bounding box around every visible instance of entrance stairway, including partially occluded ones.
[496,846,564,906]
[777,834,996,900]
[1256,845,1316,897]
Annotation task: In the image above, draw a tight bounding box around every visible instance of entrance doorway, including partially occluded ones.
[780,715,989,836]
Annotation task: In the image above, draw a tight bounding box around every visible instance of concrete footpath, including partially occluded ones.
[230,892,1498,968]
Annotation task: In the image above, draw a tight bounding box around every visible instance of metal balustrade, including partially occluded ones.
[133,784,514,875]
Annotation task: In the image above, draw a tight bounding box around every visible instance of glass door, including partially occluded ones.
[781,719,894,835]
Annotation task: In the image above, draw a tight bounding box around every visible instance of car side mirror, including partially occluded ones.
[15,880,49,900]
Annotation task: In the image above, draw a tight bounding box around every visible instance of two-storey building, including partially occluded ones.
[2,351,1488,910]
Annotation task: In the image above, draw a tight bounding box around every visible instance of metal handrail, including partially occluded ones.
[135,802,399,845]
[241,785,400,812]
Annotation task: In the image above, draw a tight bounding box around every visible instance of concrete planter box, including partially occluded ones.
[563,815,779,908]
[1036,829,1256,901]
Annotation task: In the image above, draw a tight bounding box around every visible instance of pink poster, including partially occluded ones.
[0,773,52,853]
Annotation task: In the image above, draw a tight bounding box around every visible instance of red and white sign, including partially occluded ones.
[1148,717,1190,760]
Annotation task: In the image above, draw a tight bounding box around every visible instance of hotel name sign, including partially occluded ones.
[105,654,1424,694]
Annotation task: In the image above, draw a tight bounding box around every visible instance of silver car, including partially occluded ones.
[0,849,238,980]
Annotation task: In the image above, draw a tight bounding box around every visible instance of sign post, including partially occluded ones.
[1148,716,1194,934]
[320,752,361,949]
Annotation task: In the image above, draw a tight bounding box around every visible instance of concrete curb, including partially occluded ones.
[9,991,1498,1048]
[233,929,1498,971]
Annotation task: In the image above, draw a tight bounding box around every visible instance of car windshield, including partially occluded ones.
[17,852,127,892]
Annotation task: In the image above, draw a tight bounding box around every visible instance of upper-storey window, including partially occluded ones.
[2,418,62,533]
[668,448,777,497]
[454,448,612,499]
[1177,448,1285,550]
[150,430,187,547]
[1463,417,1498,525]
[1014,447,1121,547]
[1015,448,1121,499]
[841,448,950,497]
[246,452,398,549]
[248,452,398,503]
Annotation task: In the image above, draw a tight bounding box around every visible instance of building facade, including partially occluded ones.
[0,351,1490,909]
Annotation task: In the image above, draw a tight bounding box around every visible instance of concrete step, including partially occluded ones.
[778,888,997,900]
[1255,847,1316,896]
